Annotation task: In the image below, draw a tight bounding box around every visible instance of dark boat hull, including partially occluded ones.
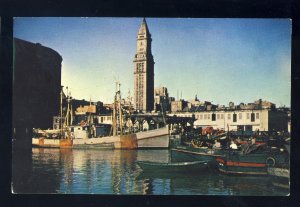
[216,155,268,175]
[170,145,224,166]
[137,160,208,172]
[216,150,288,176]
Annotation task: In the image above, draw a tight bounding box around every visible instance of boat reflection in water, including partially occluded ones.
[11,147,288,195]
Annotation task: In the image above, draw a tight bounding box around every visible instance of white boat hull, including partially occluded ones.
[136,127,169,148]
[32,126,170,149]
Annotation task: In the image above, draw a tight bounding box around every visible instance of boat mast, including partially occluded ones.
[64,87,72,127]
[88,96,92,125]
[127,89,132,133]
[112,83,118,136]
[60,86,64,139]
[117,82,123,135]
[112,82,123,136]
[70,96,73,125]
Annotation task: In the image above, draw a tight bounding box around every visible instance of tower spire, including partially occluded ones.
[133,18,154,112]
[138,18,150,37]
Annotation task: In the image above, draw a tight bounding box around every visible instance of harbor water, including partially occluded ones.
[12,146,289,195]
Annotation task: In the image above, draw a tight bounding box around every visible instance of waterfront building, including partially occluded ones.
[13,38,62,136]
[133,18,154,112]
[169,108,289,132]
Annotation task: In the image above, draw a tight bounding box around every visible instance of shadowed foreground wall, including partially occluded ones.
[13,38,62,142]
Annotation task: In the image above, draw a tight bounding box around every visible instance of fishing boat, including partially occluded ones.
[170,134,226,165]
[215,143,289,175]
[171,145,224,164]
[32,83,170,149]
[137,160,208,172]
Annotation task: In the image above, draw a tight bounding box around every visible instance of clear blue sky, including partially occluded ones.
[14,18,291,107]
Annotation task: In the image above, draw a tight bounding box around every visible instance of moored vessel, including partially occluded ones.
[215,143,288,175]
[137,160,208,172]
[32,83,170,149]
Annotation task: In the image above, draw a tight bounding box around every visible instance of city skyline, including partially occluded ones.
[14,17,291,107]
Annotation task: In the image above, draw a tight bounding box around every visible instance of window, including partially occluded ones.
[227,114,231,120]
[247,113,250,119]
[239,113,242,119]
[233,113,237,122]
[256,113,259,119]
[207,114,211,119]
[200,115,203,120]
[217,114,220,119]
[204,114,207,119]
[212,114,216,121]
[221,114,224,119]
[251,113,255,122]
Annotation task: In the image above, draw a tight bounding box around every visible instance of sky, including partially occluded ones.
[13,18,291,106]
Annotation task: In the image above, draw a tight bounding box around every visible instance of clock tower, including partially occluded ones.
[133,18,154,112]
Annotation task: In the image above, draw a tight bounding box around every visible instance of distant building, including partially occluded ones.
[13,38,62,134]
[75,104,97,115]
[154,87,168,97]
[187,95,201,109]
[133,18,154,112]
[244,103,257,110]
[228,102,235,109]
[154,87,170,112]
[254,99,276,109]
[71,100,111,125]
[204,101,217,111]
[171,100,188,112]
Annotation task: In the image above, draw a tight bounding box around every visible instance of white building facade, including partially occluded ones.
[169,109,288,132]
[97,115,112,125]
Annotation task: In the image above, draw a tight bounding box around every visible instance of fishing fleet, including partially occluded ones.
[32,83,290,190]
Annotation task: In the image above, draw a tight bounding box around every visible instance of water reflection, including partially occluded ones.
[11,148,288,195]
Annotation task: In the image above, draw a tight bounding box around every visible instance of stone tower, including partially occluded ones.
[133,18,154,112]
